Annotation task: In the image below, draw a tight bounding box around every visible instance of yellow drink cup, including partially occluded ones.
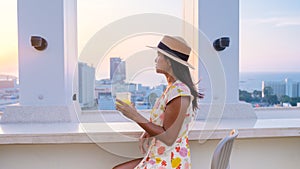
[116,92,131,105]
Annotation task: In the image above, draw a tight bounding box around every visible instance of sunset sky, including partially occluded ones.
[0,0,299,78]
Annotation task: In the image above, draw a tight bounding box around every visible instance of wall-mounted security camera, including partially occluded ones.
[213,37,230,51]
[30,36,47,51]
[72,94,77,101]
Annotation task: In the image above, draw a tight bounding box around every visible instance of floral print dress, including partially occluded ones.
[135,80,195,169]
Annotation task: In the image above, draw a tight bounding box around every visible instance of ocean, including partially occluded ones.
[239,72,300,92]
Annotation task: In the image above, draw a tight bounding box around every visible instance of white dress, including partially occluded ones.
[135,80,195,169]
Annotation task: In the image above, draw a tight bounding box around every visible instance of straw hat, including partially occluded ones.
[147,35,194,69]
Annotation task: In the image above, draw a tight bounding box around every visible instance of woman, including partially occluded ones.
[114,35,203,169]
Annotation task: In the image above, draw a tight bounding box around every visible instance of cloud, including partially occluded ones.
[243,17,300,27]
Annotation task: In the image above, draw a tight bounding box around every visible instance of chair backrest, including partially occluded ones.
[211,129,239,169]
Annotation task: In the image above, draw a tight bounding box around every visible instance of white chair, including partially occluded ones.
[211,129,239,169]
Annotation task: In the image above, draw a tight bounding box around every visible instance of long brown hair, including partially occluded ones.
[166,56,204,111]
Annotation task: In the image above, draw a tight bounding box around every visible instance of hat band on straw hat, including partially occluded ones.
[146,35,195,69]
[158,42,189,61]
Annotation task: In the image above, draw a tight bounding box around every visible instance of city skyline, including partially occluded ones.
[0,0,300,78]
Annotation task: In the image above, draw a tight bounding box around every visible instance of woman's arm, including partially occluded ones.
[116,96,190,146]
[138,96,190,146]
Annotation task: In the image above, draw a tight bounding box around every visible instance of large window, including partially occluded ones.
[239,0,300,107]
[77,0,197,111]
[1,1,299,113]
[0,1,19,113]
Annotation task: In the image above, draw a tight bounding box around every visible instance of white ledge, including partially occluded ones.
[0,107,300,144]
[0,118,299,144]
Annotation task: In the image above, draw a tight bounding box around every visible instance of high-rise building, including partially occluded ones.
[110,57,126,83]
[0,75,17,90]
[262,79,300,98]
[285,78,298,97]
[291,82,299,98]
[262,81,285,98]
[298,82,300,97]
[95,79,115,110]
[78,62,95,108]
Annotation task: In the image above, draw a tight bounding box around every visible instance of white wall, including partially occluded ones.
[17,0,77,106]
[0,137,299,169]
[64,0,78,106]
[198,0,239,103]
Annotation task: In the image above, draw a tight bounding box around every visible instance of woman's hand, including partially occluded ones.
[139,132,151,154]
[115,99,140,122]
